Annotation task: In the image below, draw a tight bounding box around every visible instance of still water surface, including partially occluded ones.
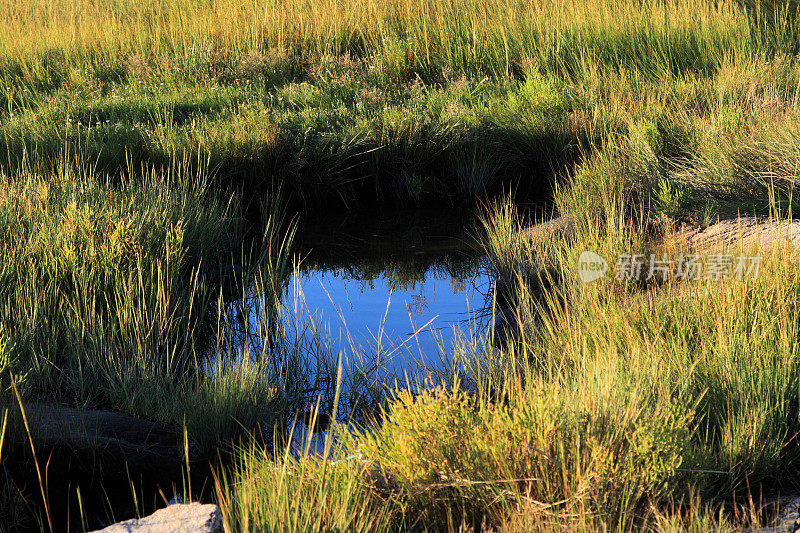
[283,207,494,374]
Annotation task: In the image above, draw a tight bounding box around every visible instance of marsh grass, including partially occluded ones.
[5,0,800,530]
[0,159,237,405]
[0,0,794,76]
[212,200,800,531]
[4,1,800,207]
[0,156,300,528]
[211,129,800,528]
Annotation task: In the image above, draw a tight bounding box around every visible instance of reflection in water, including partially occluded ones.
[280,207,494,454]
[219,207,495,441]
[282,206,494,375]
[286,259,492,375]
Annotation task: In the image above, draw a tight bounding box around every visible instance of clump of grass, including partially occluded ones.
[0,160,235,406]
[0,156,303,458]
[351,383,689,528]
[215,438,394,531]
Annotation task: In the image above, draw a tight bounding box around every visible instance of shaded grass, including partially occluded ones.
[4,49,800,209]
[0,62,587,207]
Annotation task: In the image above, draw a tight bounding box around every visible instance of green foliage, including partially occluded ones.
[0,333,26,392]
[217,441,393,531]
[0,484,31,533]
[4,0,800,529]
[654,178,694,219]
[350,385,689,526]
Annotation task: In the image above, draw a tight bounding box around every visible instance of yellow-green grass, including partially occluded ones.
[214,195,800,530]
[0,159,296,449]
[1,0,799,207]
[4,54,800,208]
[0,0,792,76]
[3,0,800,529]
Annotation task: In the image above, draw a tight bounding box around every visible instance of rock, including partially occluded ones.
[521,215,575,245]
[22,403,179,468]
[523,215,800,252]
[675,216,800,250]
[18,403,181,482]
[24,403,176,448]
[92,503,222,533]
[5,403,184,529]
[746,495,800,533]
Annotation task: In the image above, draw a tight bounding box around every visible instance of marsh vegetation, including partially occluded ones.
[3,0,800,530]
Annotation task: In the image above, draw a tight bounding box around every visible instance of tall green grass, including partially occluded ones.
[2,0,800,207]
[4,0,800,529]
[214,201,800,530]
[1,0,795,76]
[0,157,303,455]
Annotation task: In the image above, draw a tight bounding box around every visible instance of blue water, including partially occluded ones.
[217,208,496,447]
[272,207,494,376]
[215,207,495,440]
[280,232,492,454]
[283,260,493,372]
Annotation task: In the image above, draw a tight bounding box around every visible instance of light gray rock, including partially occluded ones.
[676,216,800,250]
[92,503,222,533]
[527,215,800,251]
[772,495,800,533]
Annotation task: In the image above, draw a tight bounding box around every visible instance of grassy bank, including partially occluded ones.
[1,0,799,207]
[2,0,800,530]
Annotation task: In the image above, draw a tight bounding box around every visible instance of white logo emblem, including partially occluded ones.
[578,251,608,283]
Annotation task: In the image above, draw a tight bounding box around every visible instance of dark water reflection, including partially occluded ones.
[283,207,494,375]
[212,207,497,452]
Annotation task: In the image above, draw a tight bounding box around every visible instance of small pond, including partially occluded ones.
[218,206,499,450]
[283,206,494,376]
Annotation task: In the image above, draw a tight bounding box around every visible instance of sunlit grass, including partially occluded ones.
[213,202,800,531]
[3,0,800,529]
[0,0,788,77]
